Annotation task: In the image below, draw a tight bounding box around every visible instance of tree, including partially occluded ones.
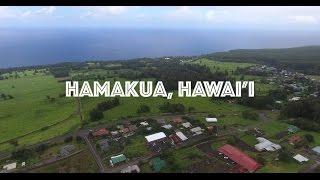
[242,110,259,120]
[188,106,195,113]
[89,108,104,121]
[137,104,150,114]
[304,134,314,143]
[278,148,291,162]
[64,136,73,143]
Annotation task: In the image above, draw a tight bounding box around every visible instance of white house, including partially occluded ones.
[293,154,309,163]
[145,132,167,143]
[182,122,192,128]
[255,137,281,152]
[162,124,173,129]
[3,162,17,171]
[140,121,149,126]
[176,131,188,141]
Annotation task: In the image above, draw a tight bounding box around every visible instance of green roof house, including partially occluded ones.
[110,154,127,166]
[288,125,299,134]
[151,157,166,172]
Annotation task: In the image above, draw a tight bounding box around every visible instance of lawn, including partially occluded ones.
[0,74,79,151]
[123,135,149,158]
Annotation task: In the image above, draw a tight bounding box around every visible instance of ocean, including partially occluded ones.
[1,28,320,68]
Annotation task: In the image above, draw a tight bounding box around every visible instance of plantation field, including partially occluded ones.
[0,74,80,151]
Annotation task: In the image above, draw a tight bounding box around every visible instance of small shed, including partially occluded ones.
[206,117,218,123]
[288,125,299,134]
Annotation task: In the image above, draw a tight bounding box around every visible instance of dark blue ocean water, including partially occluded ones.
[1,28,320,68]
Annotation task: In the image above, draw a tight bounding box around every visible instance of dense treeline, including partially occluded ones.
[159,102,185,113]
[280,98,320,131]
[202,46,320,74]
[48,62,87,78]
[89,98,120,121]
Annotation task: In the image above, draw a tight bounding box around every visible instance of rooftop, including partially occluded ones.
[145,132,167,143]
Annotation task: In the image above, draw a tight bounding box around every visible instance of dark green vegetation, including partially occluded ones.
[203,46,320,74]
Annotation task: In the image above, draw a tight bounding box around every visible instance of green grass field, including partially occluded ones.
[0,73,80,151]
[191,58,255,73]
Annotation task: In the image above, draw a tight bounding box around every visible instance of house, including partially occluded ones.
[156,118,166,125]
[175,131,188,141]
[120,128,130,134]
[140,121,149,126]
[288,125,300,134]
[60,145,76,157]
[289,97,301,101]
[151,157,166,172]
[206,117,218,123]
[97,139,109,152]
[128,125,138,132]
[293,154,309,163]
[92,128,109,137]
[288,135,303,145]
[172,116,183,124]
[111,131,121,139]
[255,137,281,152]
[190,127,204,136]
[169,134,182,144]
[120,165,140,173]
[218,144,261,173]
[110,154,127,167]
[2,162,17,171]
[312,146,320,156]
[162,124,173,130]
[182,122,192,128]
[117,125,124,130]
[145,132,167,144]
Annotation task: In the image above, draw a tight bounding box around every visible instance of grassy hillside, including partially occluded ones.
[0,73,80,151]
[203,46,320,74]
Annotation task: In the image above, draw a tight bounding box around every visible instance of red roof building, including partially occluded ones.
[172,116,183,124]
[92,128,110,137]
[218,144,261,172]
[169,134,181,145]
[288,135,303,145]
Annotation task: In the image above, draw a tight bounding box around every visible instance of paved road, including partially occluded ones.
[82,136,106,173]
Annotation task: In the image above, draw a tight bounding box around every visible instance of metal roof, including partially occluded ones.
[145,132,166,142]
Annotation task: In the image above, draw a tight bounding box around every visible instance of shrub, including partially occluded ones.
[242,110,259,120]
[137,104,150,114]
[64,136,73,143]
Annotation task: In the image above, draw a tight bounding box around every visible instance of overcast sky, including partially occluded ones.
[1,6,320,30]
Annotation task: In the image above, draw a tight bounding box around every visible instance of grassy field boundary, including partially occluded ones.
[0,111,78,146]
